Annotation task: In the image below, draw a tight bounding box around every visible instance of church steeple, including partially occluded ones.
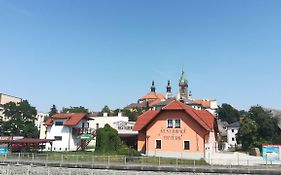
[178,71,189,100]
[166,80,172,99]
[150,81,156,93]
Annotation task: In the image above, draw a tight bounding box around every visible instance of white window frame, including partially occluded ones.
[155,139,162,149]
[167,119,173,128]
[175,119,181,128]
[183,140,190,150]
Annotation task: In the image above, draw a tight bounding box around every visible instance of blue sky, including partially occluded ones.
[1,0,281,112]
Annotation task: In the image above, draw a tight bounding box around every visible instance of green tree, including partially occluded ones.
[217,103,241,124]
[237,117,258,150]
[61,106,88,113]
[49,104,58,117]
[0,100,38,138]
[95,124,140,155]
[122,108,144,121]
[100,105,111,115]
[95,124,122,154]
[237,106,281,150]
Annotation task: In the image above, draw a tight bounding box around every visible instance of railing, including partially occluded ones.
[0,152,279,168]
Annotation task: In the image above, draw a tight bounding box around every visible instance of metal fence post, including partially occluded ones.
[107,156,110,165]
[124,156,127,165]
[176,158,178,166]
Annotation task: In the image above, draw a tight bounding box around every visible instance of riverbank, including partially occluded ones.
[1,160,281,174]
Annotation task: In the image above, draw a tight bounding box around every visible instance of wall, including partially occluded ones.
[227,127,239,147]
[45,119,88,151]
[145,110,207,159]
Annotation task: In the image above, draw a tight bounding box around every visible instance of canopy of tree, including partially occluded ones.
[217,103,241,124]
[0,100,38,138]
[95,124,139,156]
[237,106,281,150]
[61,106,88,113]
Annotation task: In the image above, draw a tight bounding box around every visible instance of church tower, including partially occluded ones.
[150,81,156,93]
[165,80,172,99]
[178,71,189,100]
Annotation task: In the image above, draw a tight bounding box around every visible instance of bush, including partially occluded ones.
[117,145,140,156]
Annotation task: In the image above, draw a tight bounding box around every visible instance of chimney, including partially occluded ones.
[117,112,122,117]
[103,112,108,117]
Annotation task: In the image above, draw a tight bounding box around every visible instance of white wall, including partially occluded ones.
[227,127,239,147]
[45,119,88,151]
[89,115,129,130]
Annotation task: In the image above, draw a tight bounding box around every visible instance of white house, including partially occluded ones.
[226,121,240,149]
[44,113,93,151]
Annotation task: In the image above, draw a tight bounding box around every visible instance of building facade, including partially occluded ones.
[44,113,93,151]
[0,93,22,121]
[134,100,218,160]
[226,121,240,149]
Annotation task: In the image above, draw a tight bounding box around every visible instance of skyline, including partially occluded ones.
[1,0,281,112]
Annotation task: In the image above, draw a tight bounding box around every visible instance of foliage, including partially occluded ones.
[100,105,111,115]
[95,124,122,154]
[217,103,241,124]
[61,106,88,113]
[122,108,144,121]
[95,124,139,155]
[0,100,38,138]
[49,104,58,117]
[237,106,281,150]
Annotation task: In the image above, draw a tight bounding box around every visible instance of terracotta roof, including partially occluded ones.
[140,93,165,100]
[195,99,214,108]
[133,110,160,131]
[44,113,88,126]
[134,100,216,131]
[148,98,163,107]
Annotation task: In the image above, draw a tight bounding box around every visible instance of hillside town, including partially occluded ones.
[1,71,281,164]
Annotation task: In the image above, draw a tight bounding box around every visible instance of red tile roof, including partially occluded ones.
[195,99,214,108]
[134,100,216,131]
[140,93,165,100]
[133,110,160,131]
[44,113,88,126]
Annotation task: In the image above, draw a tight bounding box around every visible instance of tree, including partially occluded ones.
[122,108,144,121]
[217,103,241,124]
[61,106,88,113]
[0,100,38,138]
[100,105,111,115]
[95,124,122,154]
[237,117,258,150]
[49,104,58,117]
[95,124,140,156]
[237,106,281,150]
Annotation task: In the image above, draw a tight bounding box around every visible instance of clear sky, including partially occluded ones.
[1,0,281,112]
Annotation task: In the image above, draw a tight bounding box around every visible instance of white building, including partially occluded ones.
[89,112,129,130]
[88,113,138,147]
[226,121,240,149]
[44,113,92,151]
[0,93,22,121]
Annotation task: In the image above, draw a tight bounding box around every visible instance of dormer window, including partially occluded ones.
[55,121,63,126]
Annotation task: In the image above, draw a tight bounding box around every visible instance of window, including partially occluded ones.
[232,129,234,133]
[54,136,62,140]
[184,141,190,150]
[55,121,63,126]
[167,119,173,128]
[232,137,235,141]
[96,123,99,129]
[156,140,161,149]
[175,119,181,128]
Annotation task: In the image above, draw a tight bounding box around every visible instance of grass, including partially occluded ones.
[0,151,208,166]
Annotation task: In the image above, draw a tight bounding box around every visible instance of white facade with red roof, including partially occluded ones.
[44,113,93,151]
